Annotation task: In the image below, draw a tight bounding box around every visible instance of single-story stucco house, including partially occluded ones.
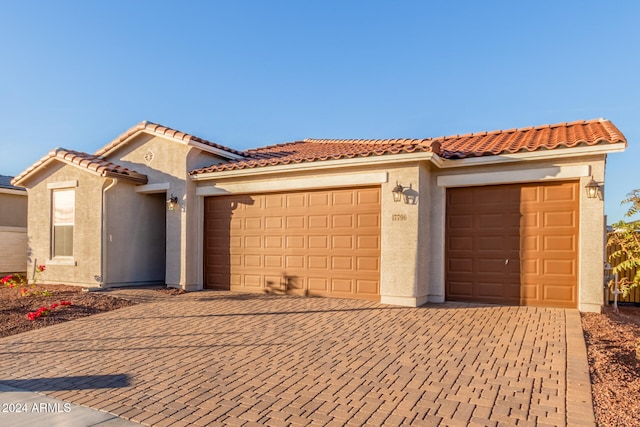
[0,175,28,276]
[11,118,627,312]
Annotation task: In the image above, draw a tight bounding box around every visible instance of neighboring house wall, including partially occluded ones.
[0,192,27,227]
[24,163,104,286]
[0,191,28,275]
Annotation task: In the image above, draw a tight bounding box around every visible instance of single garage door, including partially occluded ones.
[446,181,579,308]
[204,186,381,301]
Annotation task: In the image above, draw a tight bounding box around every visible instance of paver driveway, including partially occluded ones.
[0,292,594,426]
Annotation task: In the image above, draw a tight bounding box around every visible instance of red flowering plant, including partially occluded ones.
[26,301,72,321]
[33,265,46,284]
[1,274,25,288]
[20,265,51,297]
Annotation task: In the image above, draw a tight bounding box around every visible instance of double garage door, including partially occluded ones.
[204,187,381,301]
[446,181,579,308]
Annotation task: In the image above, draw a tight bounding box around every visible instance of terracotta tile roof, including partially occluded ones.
[12,148,148,186]
[190,118,625,174]
[190,138,438,174]
[437,118,626,159]
[95,121,244,158]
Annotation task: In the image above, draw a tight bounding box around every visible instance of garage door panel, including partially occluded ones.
[265,236,283,249]
[308,277,328,291]
[448,281,473,297]
[478,259,506,273]
[265,195,284,208]
[543,235,575,251]
[244,236,261,248]
[479,213,507,228]
[358,236,380,250]
[286,194,305,208]
[309,193,329,206]
[357,280,378,295]
[477,282,505,297]
[309,236,329,249]
[448,258,472,272]
[244,255,262,267]
[358,189,380,205]
[543,184,577,202]
[449,214,473,228]
[358,213,380,228]
[357,257,379,271]
[332,279,353,293]
[264,255,283,268]
[543,211,577,228]
[204,187,380,301]
[333,191,354,205]
[286,216,305,229]
[308,256,328,269]
[286,236,305,248]
[309,215,329,229]
[543,285,575,304]
[332,214,353,228]
[520,284,538,299]
[449,236,473,250]
[543,259,575,275]
[446,181,578,308]
[286,255,305,269]
[478,236,504,250]
[265,216,283,230]
[331,235,353,249]
[244,275,262,288]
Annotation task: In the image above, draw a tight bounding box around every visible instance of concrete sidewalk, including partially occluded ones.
[0,384,140,426]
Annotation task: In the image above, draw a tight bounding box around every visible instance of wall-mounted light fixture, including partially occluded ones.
[585,177,600,199]
[167,194,179,211]
[392,182,404,203]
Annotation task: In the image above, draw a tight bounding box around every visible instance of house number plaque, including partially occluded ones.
[392,214,407,222]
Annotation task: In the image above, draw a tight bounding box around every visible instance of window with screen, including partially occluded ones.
[52,189,74,257]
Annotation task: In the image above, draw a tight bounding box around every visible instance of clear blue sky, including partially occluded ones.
[1,1,638,222]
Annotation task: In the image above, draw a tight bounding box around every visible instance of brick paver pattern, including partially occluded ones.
[0,292,593,426]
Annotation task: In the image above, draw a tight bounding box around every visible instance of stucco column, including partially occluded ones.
[579,162,606,312]
[380,165,427,307]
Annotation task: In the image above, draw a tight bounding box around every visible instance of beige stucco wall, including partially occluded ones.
[194,162,431,303]
[196,153,608,312]
[429,155,608,312]
[104,185,166,286]
[21,163,103,286]
[103,134,224,289]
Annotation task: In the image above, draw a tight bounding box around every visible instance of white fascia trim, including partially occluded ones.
[135,182,170,194]
[0,188,27,196]
[437,165,591,188]
[191,152,435,181]
[47,180,78,189]
[434,143,626,169]
[196,171,389,196]
[187,140,245,161]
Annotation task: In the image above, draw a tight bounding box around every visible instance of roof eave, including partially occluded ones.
[96,123,244,161]
[190,151,437,181]
[435,142,627,168]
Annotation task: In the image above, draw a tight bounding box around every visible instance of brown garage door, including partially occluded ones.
[446,181,579,308]
[204,187,381,301]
